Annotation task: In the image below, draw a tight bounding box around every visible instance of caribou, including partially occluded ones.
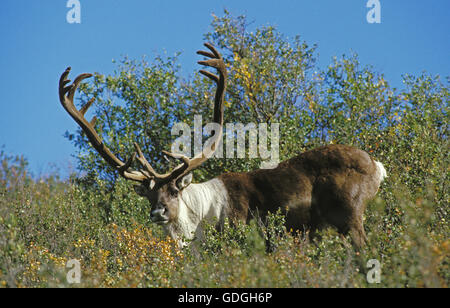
[59,43,387,248]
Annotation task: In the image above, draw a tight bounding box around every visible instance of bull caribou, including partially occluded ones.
[59,43,386,248]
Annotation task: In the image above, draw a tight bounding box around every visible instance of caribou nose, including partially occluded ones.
[150,205,168,223]
[151,208,165,218]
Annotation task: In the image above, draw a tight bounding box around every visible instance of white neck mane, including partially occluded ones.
[165,178,229,245]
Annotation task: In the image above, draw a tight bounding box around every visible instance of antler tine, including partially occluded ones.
[59,67,73,102]
[68,73,93,102]
[196,50,216,59]
[80,97,95,115]
[198,69,219,83]
[134,142,163,178]
[160,150,191,180]
[118,152,136,176]
[203,42,221,58]
[59,68,149,183]
[162,150,190,165]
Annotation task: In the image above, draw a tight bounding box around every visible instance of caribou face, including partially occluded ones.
[134,174,193,225]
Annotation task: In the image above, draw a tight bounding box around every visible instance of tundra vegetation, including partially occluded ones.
[1,11,448,287]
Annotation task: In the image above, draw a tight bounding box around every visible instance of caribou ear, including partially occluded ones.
[176,173,193,190]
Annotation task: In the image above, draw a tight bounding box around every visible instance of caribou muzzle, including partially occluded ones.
[150,205,169,224]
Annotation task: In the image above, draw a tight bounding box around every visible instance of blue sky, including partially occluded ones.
[0,0,448,178]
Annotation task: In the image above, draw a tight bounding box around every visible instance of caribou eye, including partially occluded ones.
[168,185,179,197]
[171,189,179,197]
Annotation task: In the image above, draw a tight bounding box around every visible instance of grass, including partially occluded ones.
[0,150,448,287]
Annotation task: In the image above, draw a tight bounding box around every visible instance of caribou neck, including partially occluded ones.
[166,178,229,245]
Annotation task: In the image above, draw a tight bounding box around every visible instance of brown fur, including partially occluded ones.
[219,144,384,248]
